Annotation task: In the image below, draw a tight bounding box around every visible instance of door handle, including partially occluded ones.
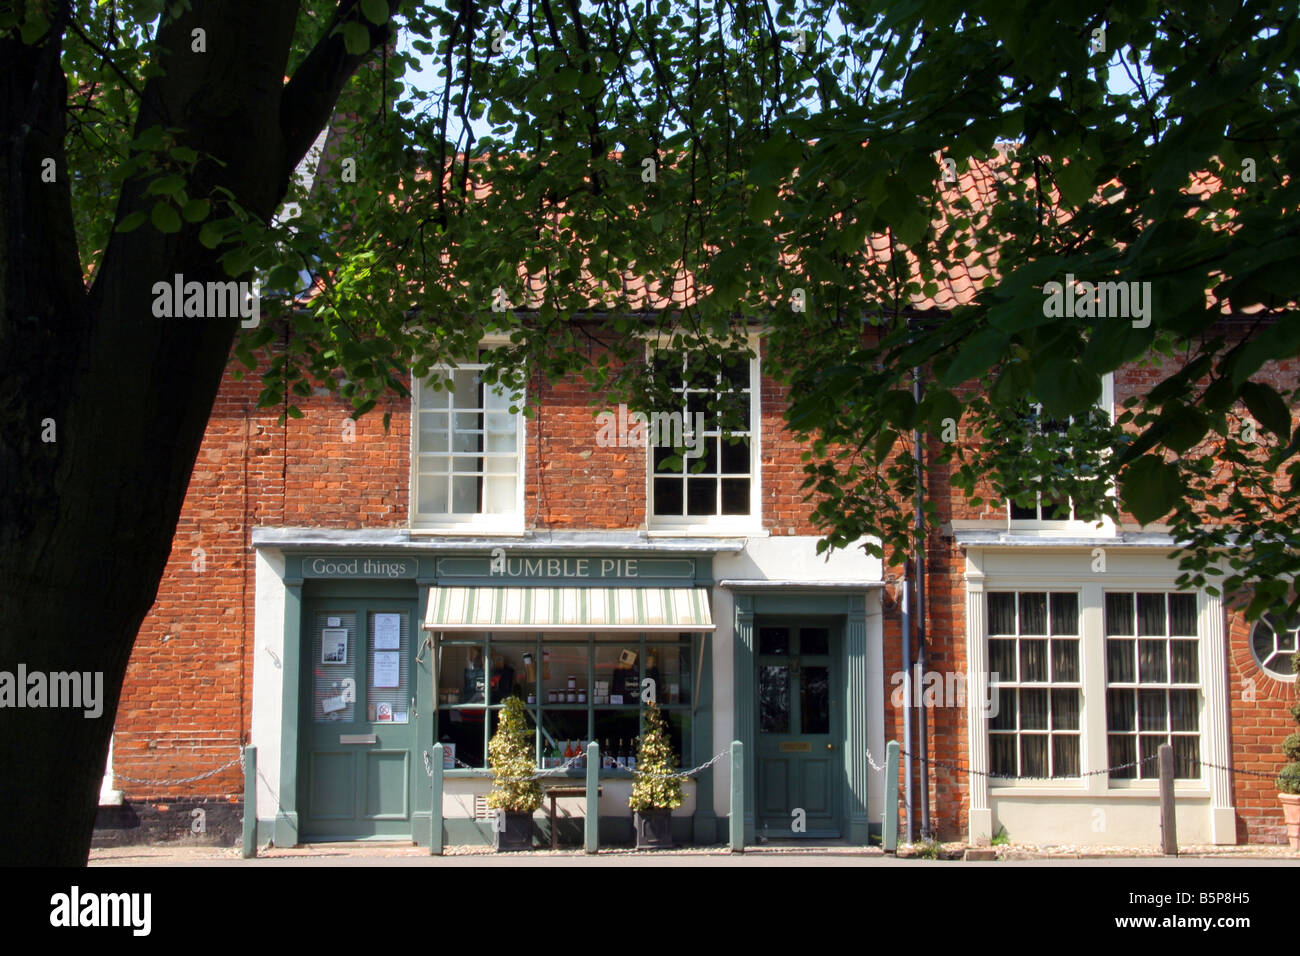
[826,743,834,751]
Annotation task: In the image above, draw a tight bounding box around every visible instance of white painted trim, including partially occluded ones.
[99,734,122,806]
[250,548,288,836]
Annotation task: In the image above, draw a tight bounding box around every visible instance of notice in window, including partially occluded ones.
[374,613,402,650]
[373,651,401,688]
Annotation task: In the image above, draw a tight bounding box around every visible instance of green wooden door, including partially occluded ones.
[755,623,842,838]
[301,600,417,839]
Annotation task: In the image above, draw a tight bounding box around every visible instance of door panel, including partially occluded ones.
[364,751,410,819]
[756,623,842,838]
[301,601,416,839]
[759,759,793,816]
[309,752,355,819]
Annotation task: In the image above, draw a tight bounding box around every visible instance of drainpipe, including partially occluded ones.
[913,367,931,840]
[901,572,913,844]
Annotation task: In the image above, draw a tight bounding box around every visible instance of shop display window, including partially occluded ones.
[433,631,698,771]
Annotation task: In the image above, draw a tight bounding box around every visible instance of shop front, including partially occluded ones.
[248,531,884,847]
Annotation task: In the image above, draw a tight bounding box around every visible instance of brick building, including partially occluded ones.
[90,307,1299,849]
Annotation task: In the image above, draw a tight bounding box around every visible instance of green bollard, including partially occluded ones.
[242,746,257,859]
[431,743,444,856]
[586,741,599,854]
[729,740,743,853]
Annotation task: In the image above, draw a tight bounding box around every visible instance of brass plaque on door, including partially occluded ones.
[779,741,812,753]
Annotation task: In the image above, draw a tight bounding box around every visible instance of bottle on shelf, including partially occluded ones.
[616,738,627,770]
[628,736,637,772]
[602,739,613,770]
[578,739,588,770]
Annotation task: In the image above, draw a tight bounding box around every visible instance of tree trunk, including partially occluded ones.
[0,2,390,865]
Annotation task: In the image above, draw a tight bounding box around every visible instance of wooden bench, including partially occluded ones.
[543,785,602,849]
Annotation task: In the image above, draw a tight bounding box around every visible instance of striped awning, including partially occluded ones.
[424,586,714,632]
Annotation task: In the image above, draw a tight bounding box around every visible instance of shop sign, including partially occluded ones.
[437,552,695,580]
[303,556,416,578]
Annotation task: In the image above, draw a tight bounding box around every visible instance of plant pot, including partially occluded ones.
[1281,793,1300,852]
[634,809,675,849]
[493,811,535,852]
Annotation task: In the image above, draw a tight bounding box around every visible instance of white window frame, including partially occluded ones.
[409,343,526,534]
[645,333,763,536]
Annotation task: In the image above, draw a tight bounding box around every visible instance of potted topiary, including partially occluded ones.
[486,695,542,851]
[628,700,683,849]
[1278,651,1300,852]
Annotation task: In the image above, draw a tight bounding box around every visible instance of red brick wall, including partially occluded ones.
[116,335,1300,846]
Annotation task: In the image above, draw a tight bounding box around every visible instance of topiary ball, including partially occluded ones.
[1278,762,1300,796]
[1284,732,1300,763]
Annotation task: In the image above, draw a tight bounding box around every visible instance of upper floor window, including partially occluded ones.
[1004,373,1114,528]
[648,346,758,529]
[411,355,524,531]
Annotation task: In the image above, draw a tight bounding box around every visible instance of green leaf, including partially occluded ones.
[939,328,1009,387]
[1240,381,1291,439]
[115,211,148,233]
[145,174,187,197]
[150,201,182,234]
[749,186,779,222]
[1034,359,1101,420]
[360,0,389,25]
[1120,455,1182,525]
[20,14,49,45]
[181,198,211,223]
[198,220,226,249]
[343,21,370,56]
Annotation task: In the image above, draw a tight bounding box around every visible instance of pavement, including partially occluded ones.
[87,841,1300,866]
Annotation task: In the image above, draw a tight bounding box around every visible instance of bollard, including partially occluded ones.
[884,741,900,853]
[431,743,444,856]
[1158,743,1177,856]
[241,745,257,859]
[586,741,600,854]
[729,740,744,852]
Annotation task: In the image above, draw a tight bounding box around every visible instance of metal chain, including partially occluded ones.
[421,748,731,781]
[633,749,730,780]
[112,752,244,786]
[898,746,1160,781]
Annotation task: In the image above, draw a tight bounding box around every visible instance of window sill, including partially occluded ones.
[990,784,1212,798]
[410,524,526,537]
[647,524,764,538]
